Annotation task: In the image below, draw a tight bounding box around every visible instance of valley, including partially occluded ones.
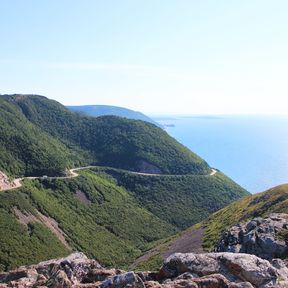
[0,94,249,272]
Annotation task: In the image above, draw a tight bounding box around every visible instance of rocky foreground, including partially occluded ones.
[1,213,287,288]
[0,251,288,288]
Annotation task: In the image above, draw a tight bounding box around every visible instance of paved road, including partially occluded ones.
[1,166,217,192]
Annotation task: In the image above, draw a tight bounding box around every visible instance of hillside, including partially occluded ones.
[0,94,249,271]
[91,167,248,229]
[0,94,210,177]
[67,104,162,128]
[0,167,248,271]
[133,184,288,270]
[0,170,175,271]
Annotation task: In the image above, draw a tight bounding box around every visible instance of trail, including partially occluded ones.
[0,167,217,192]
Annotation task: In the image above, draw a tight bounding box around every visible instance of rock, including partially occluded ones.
[145,281,162,288]
[214,213,288,260]
[47,269,72,287]
[0,253,101,287]
[82,268,124,283]
[162,273,231,288]
[0,251,287,287]
[100,271,145,288]
[159,252,288,288]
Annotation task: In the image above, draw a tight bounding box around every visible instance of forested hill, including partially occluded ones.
[67,104,162,128]
[0,94,250,271]
[0,94,210,177]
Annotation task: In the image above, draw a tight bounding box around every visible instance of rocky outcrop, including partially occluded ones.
[0,171,17,191]
[214,213,288,260]
[1,252,288,287]
[159,252,288,287]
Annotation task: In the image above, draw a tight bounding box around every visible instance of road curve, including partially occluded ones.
[1,166,217,192]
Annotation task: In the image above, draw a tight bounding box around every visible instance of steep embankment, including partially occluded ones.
[133,184,288,270]
[0,94,210,177]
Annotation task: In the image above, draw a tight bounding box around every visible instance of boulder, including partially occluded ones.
[100,272,145,288]
[159,252,288,288]
[214,213,288,260]
[1,251,287,287]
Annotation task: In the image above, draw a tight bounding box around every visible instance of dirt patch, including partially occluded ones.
[162,227,205,258]
[36,211,71,249]
[75,190,91,205]
[13,207,71,249]
[130,227,205,269]
[0,171,21,191]
[13,207,40,226]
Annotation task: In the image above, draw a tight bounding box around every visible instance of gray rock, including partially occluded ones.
[100,271,145,288]
[215,213,288,260]
[1,251,287,287]
[159,252,288,288]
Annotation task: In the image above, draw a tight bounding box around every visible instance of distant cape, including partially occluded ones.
[67,104,163,128]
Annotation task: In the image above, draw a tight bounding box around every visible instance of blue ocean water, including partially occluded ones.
[155,115,288,193]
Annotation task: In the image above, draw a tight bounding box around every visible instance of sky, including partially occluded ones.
[1,0,288,114]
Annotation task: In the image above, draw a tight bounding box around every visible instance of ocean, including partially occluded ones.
[154,115,288,193]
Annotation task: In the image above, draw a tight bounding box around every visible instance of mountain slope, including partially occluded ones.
[0,94,210,176]
[0,170,176,271]
[0,96,74,176]
[0,94,249,271]
[133,184,288,270]
[67,104,162,128]
[201,183,288,251]
[0,167,247,271]
[91,167,248,229]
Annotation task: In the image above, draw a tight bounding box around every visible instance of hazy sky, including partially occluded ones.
[1,0,288,114]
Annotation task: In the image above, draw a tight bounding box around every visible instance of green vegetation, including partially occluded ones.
[132,184,288,270]
[90,167,248,229]
[0,97,73,176]
[0,167,248,271]
[0,94,250,271]
[0,94,210,177]
[201,184,288,251]
[0,171,175,271]
[0,192,70,271]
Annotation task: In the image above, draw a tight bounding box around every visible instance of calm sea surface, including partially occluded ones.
[154,115,288,193]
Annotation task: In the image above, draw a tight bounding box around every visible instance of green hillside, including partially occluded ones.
[91,167,248,229]
[0,94,249,271]
[134,184,288,270]
[201,183,288,251]
[0,167,247,271]
[0,171,175,271]
[0,97,74,177]
[0,94,210,176]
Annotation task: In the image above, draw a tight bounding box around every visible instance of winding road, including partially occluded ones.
[0,167,217,192]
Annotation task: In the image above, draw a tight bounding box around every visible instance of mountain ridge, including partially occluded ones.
[0,94,210,177]
[67,104,163,128]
